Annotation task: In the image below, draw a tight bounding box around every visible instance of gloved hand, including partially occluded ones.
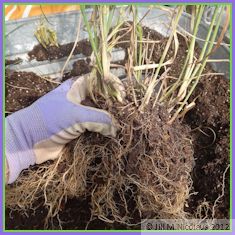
[6,75,117,184]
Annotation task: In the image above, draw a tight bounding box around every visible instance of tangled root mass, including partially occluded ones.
[6,94,194,228]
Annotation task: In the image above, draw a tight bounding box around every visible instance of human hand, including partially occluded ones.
[6,75,117,183]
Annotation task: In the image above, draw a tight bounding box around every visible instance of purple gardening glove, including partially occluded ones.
[6,75,117,184]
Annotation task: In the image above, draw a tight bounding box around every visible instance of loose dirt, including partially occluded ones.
[5,28,230,230]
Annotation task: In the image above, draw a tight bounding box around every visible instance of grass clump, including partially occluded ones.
[6,5,229,229]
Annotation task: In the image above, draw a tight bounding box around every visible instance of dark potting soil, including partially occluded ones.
[5,58,23,66]
[62,58,92,81]
[5,70,56,114]
[185,74,230,219]
[5,34,230,230]
[28,39,92,61]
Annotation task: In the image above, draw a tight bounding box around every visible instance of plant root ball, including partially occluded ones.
[6,99,194,228]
